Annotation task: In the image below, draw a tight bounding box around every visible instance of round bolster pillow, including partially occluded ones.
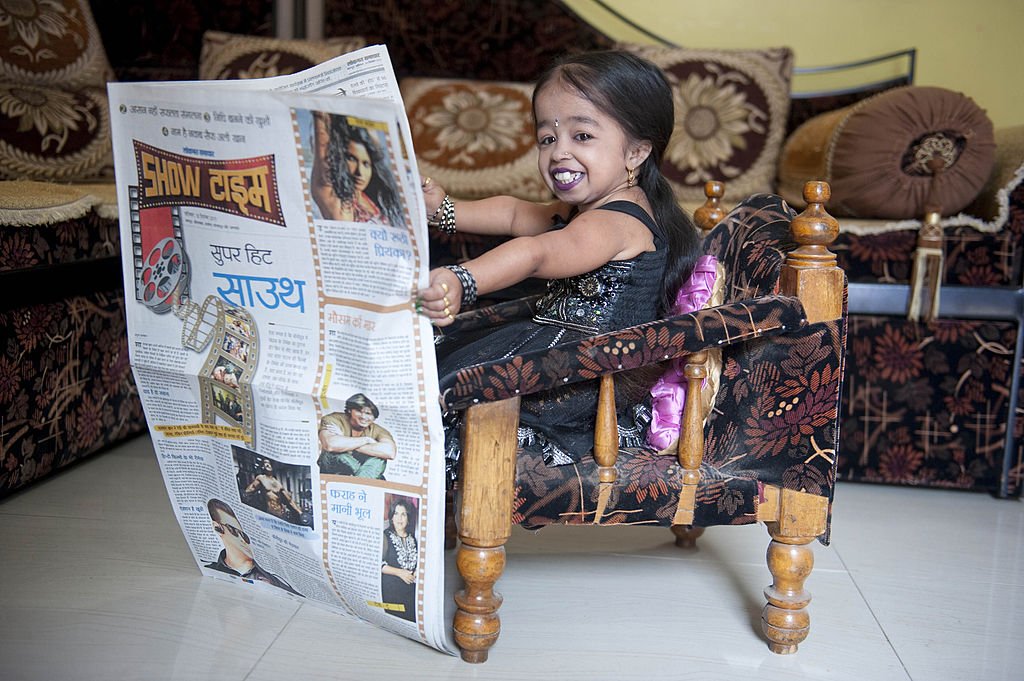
[778,85,996,219]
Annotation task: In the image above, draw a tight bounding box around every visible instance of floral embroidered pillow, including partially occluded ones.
[622,44,794,204]
[400,77,552,202]
[0,0,114,89]
[0,83,113,181]
[199,31,366,80]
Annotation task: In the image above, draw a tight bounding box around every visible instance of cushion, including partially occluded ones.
[778,86,996,219]
[647,255,724,452]
[0,180,117,230]
[966,125,1024,221]
[0,0,114,89]
[198,31,367,80]
[0,83,113,182]
[621,44,794,204]
[400,77,552,202]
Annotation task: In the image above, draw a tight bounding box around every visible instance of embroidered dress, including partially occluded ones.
[436,201,667,482]
[381,528,418,622]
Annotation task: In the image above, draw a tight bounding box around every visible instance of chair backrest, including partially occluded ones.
[698,192,846,519]
[703,193,798,304]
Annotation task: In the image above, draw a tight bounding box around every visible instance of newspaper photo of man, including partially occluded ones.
[204,498,302,596]
[318,393,396,479]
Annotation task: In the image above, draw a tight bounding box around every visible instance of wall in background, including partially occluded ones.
[563,0,1022,129]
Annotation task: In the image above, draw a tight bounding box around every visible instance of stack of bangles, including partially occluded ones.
[443,264,477,308]
[428,195,456,234]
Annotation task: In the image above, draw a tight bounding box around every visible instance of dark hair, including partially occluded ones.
[207,497,236,521]
[345,392,379,418]
[389,497,417,528]
[532,50,700,314]
[327,116,405,227]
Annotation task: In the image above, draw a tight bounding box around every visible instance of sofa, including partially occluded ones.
[3,0,1020,500]
[325,3,1023,496]
[0,1,143,499]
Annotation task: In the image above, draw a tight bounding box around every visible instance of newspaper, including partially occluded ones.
[108,46,455,654]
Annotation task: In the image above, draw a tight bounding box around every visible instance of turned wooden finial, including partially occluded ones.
[787,181,839,269]
[781,181,843,324]
[693,180,726,232]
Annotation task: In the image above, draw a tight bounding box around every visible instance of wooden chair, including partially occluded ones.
[441,181,847,662]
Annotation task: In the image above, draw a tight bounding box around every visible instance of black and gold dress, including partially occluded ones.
[436,201,667,481]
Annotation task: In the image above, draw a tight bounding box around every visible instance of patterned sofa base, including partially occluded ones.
[0,182,146,499]
[835,129,1024,497]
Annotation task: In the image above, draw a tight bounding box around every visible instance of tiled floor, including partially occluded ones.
[1,434,1021,681]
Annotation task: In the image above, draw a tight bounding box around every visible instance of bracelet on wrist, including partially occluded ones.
[443,264,477,308]
[428,195,456,234]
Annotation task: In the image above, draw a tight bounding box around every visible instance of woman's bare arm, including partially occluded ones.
[420,208,654,324]
[422,181,568,237]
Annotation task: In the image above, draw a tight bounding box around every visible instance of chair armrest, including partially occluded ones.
[435,295,542,338]
[439,295,807,411]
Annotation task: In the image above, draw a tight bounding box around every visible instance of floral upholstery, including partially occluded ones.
[323,0,613,82]
[834,160,1024,287]
[839,315,1021,494]
[198,31,366,80]
[0,0,116,181]
[0,0,113,88]
[622,44,794,204]
[440,194,847,539]
[0,189,146,499]
[832,135,1024,496]
[401,77,551,202]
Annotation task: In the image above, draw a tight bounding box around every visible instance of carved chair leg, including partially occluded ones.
[453,397,519,663]
[761,525,816,654]
[670,524,704,548]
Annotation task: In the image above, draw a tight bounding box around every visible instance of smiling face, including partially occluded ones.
[345,140,373,192]
[391,502,409,535]
[347,405,376,431]
[533,79,649,211]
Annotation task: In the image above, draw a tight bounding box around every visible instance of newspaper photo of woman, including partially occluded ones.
[380,495,418,623]
[310,111,403,226]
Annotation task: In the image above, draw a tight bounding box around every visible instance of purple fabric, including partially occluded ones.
[647,255,719,449]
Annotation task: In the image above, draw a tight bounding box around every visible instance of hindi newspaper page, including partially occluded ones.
[107,46,455,655]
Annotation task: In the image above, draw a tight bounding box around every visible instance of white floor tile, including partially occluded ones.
[831,482,1024,681]
[2,435,1021,680]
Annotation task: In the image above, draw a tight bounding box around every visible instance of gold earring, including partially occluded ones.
[626,167,635,187]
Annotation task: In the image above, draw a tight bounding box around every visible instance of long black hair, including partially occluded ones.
[533,50,700,315]
[327,116,405,227]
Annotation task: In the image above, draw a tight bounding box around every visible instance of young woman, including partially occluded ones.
[418,50,701,478]
[311,113,403,226]
[380,498,418,622]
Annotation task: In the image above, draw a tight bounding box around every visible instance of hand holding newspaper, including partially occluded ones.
[108,46,454,654]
